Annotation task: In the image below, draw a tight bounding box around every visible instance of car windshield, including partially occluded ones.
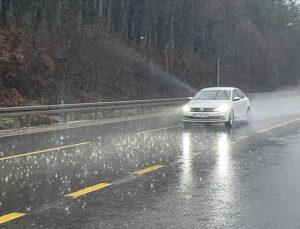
[194,90,231,100]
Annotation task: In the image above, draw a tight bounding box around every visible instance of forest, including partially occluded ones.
[0,0,300,106]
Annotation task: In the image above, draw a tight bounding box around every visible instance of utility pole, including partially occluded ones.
[165,44,169,72]
[164,44,169,97]
[217,58,221,87]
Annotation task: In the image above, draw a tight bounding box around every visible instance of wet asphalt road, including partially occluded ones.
[1,95,300,228]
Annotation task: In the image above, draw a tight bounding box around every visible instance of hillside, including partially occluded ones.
[0,0,300,106]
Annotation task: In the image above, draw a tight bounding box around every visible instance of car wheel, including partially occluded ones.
[183,122,191,128]
[225,110,234,128]
[246,108,250,123]
[204,123,212,128]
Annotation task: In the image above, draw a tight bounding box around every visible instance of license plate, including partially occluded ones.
[194,113,208,118]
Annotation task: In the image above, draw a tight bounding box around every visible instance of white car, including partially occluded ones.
[182,87,250,128]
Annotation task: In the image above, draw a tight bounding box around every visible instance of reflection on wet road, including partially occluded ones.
[1,95,300,228]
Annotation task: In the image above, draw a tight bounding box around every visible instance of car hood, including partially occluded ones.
[186,100,230,108]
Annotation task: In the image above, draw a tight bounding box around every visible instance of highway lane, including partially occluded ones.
[1,94,300,228]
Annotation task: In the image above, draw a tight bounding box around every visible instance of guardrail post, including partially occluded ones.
[63,113,68,123]
[95,109,98,120]
[26,115,31,127]
[17,117,22,128]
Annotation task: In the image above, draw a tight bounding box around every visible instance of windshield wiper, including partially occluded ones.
[224,91,229,99]
[213,90,220,100]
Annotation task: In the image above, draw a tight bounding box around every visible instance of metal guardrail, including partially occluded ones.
[246,90,300,97]
[0,98,187,117]
[0,98,188,128]
[0,90,298,129]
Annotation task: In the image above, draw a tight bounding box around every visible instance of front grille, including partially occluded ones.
[183,115,226,121]
[190,108,215,112]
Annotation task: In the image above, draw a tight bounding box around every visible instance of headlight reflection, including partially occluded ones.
[210,132,236,224]
[180,133,193,192]
[217,133,230,176]
[182,133,191,159]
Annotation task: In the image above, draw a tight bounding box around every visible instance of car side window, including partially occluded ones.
[238,89,245,98]
[233,90,239,99]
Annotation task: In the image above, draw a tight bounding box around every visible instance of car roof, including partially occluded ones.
[201,87,237,91]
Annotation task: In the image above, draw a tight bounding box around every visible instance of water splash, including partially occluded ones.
[148,61,197,94]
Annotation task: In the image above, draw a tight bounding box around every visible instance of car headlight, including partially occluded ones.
[182,105,191,112]
[214,104,230,112]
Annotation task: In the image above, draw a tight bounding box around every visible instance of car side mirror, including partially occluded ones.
[188,97,194,100]
[233,96,241,101]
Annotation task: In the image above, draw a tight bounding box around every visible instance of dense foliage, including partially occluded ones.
[0,0,300,106]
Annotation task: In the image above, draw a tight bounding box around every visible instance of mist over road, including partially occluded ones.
[1,92,300,228]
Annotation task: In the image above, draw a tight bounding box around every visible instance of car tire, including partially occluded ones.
[183,122,191,128]
[204,123,212,128]
[225,110,234,128]
[246,107,250,123]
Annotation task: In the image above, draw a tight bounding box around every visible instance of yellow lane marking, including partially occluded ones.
[133,125,181,135]
[65,183,111,198]
[190,151,201,157]
[239,135,250,140]
[257,117,300,134]
[0,142,91,161]
[0,124,180,162]
[0,212,26,224]
[132,165,164,175]
[236,117,300,140]
[176,151,201,159]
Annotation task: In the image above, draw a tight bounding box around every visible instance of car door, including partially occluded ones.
[232,89,243,120]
